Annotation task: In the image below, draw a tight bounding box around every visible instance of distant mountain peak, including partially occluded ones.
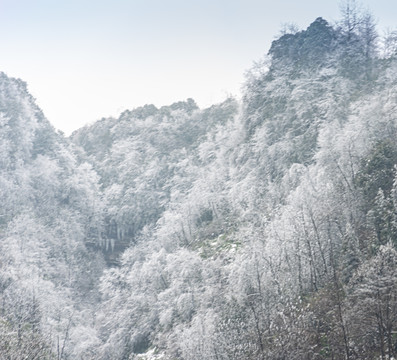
[269,17,336,70]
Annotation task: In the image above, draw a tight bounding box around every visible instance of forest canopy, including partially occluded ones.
[2,3,397,359]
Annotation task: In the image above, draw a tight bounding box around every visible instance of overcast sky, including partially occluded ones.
[0,0,396,134]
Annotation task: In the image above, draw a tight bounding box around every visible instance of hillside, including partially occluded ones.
[0,73,105,358]
[2,11,397,360]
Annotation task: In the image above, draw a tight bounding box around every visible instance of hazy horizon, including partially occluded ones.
[1,0,396,135]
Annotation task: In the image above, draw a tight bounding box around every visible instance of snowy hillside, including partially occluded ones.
[2,9,397,360]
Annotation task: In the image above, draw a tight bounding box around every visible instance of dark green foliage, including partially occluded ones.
[269,17,336,72]
[354,140,397,249]
[370,191,397,247]
[356,140,397,204]
[195,209,213,226]
[346,244,397,359]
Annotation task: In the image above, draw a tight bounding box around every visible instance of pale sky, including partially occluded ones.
[0,0,396,135]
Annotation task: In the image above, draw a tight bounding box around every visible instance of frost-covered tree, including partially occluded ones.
[347,243,397,359]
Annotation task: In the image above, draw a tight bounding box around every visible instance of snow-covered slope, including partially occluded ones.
[2,12,397,360]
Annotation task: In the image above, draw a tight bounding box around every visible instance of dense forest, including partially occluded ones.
[2,4,397,360]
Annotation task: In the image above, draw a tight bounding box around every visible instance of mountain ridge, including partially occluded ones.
[1,12,397,359]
